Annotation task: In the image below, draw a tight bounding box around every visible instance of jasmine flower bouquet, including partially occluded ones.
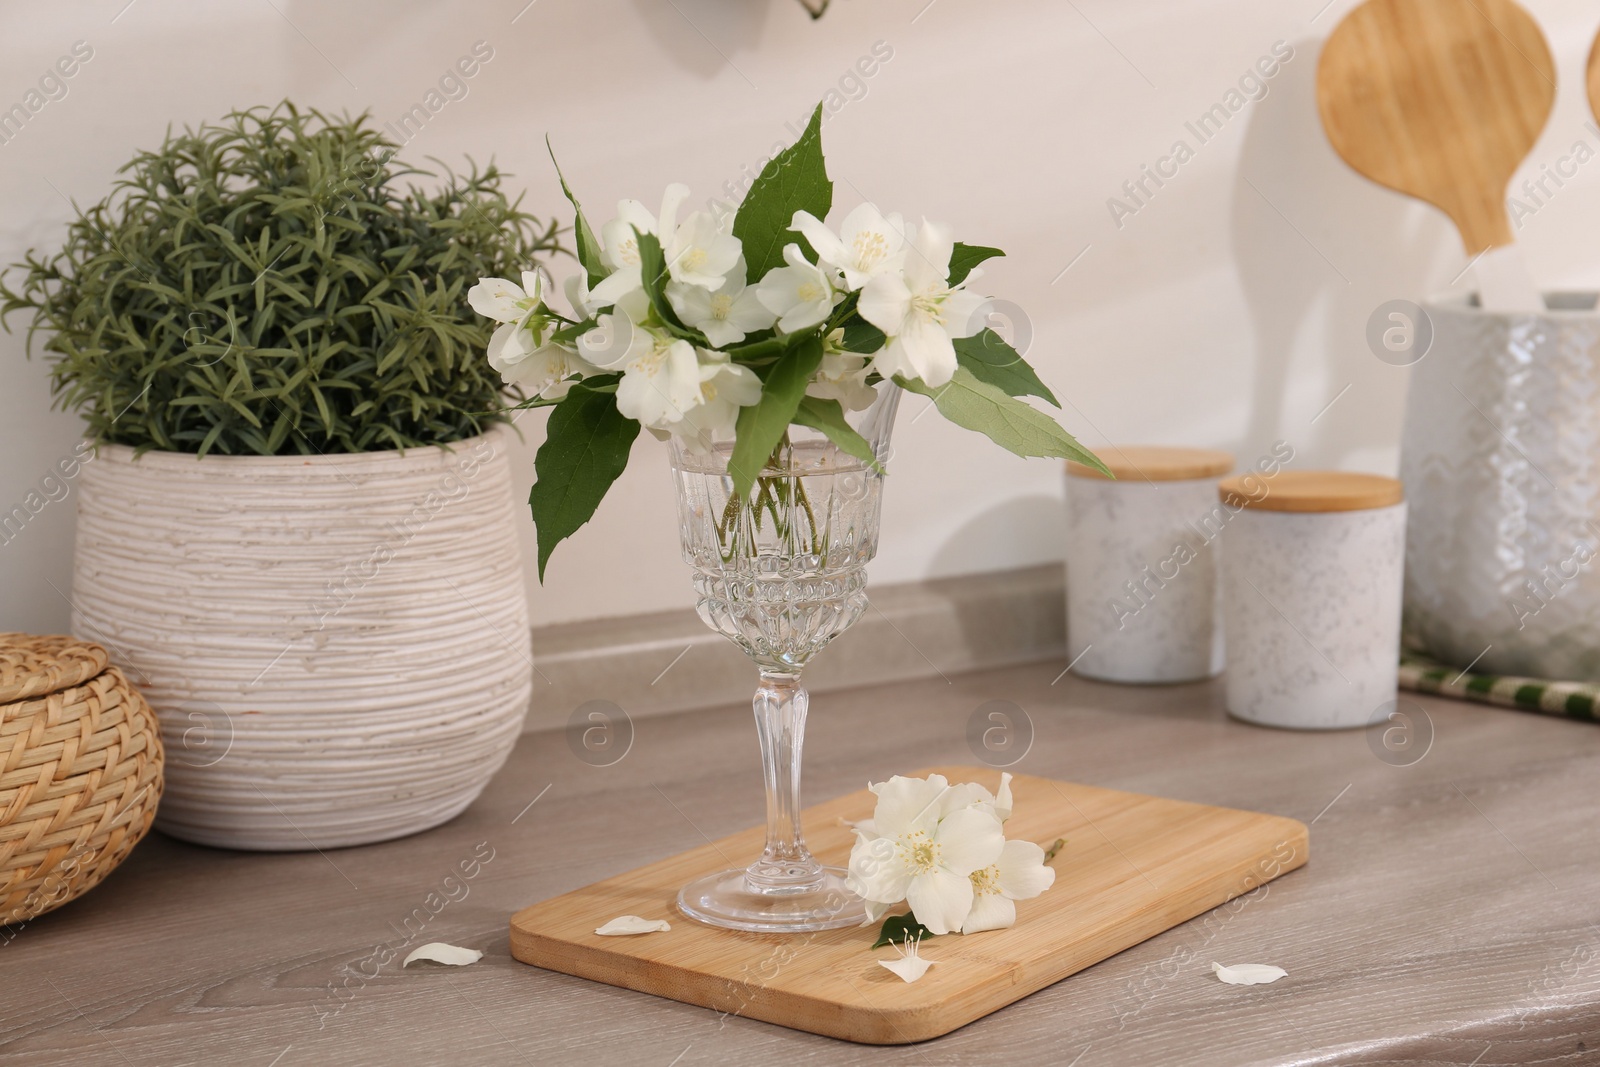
[470,103,1106,577]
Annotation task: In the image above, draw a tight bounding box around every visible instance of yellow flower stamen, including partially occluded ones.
[911,291,948,327]
[896,831,941,875]
[852,231,889,267]
[629,337,672,376]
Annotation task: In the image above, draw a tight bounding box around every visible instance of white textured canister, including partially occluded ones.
[1218,471,1406,730]
[1065,447,1234,683]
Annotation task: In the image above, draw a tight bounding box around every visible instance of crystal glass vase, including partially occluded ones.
[669,384,900,932]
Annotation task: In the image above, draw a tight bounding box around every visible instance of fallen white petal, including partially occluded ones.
[1212,962,1287,985]
[879,954,936,983]
[879,933,937,983]
[596,915,672,936]
[403,943,483,968]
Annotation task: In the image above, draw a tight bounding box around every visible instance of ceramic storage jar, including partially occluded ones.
[1064,446,1234,683]
[1218,470,1406,729]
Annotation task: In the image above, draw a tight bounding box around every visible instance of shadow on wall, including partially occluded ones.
[928,494,1064,580]
[1228,33,1455,469]
[927,493,1066,661]
[629,0,771,78]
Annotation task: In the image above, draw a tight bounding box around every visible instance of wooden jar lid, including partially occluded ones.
[1218,470,1404,513]
[1065,446,1234,482]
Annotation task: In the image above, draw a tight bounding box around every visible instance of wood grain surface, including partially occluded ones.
[510,767,1307,1043]
[1590,28,1600,132]
[2,663,1598,1065]
[1065,446,1234,483]
[1317,0,1554,254]
[1218,470,1404,513]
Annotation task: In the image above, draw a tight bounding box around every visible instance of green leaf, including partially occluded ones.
[732,102,831,285]
[634,229,700,339]
[947,242,1004,286]
[550,317,596,345]
[529,377,640,580]
[872,913,936,950]
[792,396,881,472]
[728,333,825,498]
[954,329,1058,407]
[547,137,606,288]
[898,367,1110,475]
[838,318,885,354]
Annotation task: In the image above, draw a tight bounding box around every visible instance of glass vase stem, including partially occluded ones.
[747,671,824,892]
[669,383,899,931]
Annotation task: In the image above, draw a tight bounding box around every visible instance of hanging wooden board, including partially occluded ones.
[509,765,1308,1044]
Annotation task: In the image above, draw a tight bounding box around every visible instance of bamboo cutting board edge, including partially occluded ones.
[510,767,1309,1044]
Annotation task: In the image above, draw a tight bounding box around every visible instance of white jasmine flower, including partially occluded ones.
[597,197,663,272]
[948,770,1014,824]
[856,220,989,388]
[469,270,548,328]
[591,187,685,307]
[614,332,702,430]
[489,329,597,400]
[845,774,1006,935]
[473,270,596,398]
[662,204,743,291]
[960,839,1055,934]
[483,316,540,372]
[578,290,702,428]
[470,271,557,363]
[564,273,596,322]
[790,203,907,291]
[668,258,775,346]
[576,290,653,370]
[669,354,763,450]
[806,330,877,411]
[756,243,840,334]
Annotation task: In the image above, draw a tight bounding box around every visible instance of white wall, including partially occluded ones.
[5,0,1600,632]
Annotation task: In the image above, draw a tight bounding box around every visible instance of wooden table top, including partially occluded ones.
[4,663,1598,1066]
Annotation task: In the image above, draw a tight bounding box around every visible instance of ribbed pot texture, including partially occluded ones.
[69,425,532,850]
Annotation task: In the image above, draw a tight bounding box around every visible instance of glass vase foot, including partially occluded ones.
[677,866,867,933]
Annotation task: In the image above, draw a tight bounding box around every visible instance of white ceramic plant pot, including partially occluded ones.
[69,425,532,850]
[1219,471,1406,730]
[1063,447,1234,684]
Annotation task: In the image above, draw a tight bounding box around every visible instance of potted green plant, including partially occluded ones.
[1,102,562,849]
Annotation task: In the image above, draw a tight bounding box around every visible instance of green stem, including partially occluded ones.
[713,428,825,561]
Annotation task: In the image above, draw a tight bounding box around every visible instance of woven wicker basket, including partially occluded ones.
[1,633,163,925]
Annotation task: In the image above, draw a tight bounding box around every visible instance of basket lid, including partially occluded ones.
[1066,446,1234,482]
[1218,470,1403,513]
[0,633,109,703]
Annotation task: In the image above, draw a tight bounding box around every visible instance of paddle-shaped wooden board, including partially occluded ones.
[1317,0,1554,256]
[510,766,1308,1044]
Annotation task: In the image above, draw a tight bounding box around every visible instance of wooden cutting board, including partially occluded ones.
[509,765,1308,1044]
